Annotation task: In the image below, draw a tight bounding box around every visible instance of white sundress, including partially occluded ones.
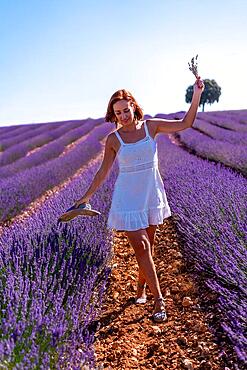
[107,120,172,231]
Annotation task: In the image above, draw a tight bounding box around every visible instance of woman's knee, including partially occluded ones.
[146,225,157,246]
[126,230,151,256]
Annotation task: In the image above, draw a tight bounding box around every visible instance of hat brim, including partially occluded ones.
[58,208,101,222]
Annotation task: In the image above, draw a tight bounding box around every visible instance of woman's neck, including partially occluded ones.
[121,119,141,133]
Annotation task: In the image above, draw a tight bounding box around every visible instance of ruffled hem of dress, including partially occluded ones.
[107,204,172,231]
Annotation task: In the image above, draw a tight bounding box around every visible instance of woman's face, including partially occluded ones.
[113,99,136,126]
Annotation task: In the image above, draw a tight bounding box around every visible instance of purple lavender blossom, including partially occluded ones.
[0,122,115,222]
[0,154,116,368]
[1,110,246,368]
[156,133,247,365]
[0,118,103,176]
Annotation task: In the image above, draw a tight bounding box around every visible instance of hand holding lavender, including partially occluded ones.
[188,54,199,78]
[188,54,204,92]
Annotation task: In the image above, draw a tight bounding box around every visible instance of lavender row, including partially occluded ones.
[0,122,115,222]
[205,117,247,133]
[0,121,72,164]
[192,118,247,145]
[0,121,66,151]
[0,118,104,178]
[156,134,247,365]
[0,123,45,142]
[198,110,247,123]
[197,113,247,133]
[175,127,247,177]
[0,155,117,368]
[0,124,45,156]
[0,118,84,144]
[0,119,100,167]
[157,110,247,132]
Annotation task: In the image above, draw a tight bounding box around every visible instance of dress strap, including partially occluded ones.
[143,120,150,138]
[114,130,125,145]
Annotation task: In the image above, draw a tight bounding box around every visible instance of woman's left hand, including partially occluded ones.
[194,77,205,93]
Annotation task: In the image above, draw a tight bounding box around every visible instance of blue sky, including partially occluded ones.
[0,0,246,126]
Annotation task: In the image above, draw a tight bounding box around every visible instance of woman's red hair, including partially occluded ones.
[105,89,144,127]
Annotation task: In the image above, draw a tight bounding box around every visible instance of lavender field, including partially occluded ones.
[0,110,246,369]
[158,110,247,177]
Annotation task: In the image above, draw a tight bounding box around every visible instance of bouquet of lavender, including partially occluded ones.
[188,54,204,89]
[188,54,200,79]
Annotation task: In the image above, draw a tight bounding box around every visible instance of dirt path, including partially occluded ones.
[93,217,228,370]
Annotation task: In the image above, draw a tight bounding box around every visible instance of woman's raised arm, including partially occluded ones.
[148,77,205,135]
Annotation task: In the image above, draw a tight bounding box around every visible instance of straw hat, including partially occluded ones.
[58,203,101,223]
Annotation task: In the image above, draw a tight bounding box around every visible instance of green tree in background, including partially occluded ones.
[185,79,221,112]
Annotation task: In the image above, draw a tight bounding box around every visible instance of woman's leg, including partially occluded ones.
[137,225,157,291]
[125,227,162,301]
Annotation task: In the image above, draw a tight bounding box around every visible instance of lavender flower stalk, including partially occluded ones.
[188,54,200,79]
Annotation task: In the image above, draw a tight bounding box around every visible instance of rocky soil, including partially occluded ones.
[93,217,235,370]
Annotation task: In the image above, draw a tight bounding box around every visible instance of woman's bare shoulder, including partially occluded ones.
[145,119,156,140]
[107,131,120,153]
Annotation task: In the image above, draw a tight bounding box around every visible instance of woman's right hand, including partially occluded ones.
[74,196,90,208]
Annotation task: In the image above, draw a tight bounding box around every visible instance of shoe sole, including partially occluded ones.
[58,209,100,222]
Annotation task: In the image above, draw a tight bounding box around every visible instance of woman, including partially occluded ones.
[74,78,205,322]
